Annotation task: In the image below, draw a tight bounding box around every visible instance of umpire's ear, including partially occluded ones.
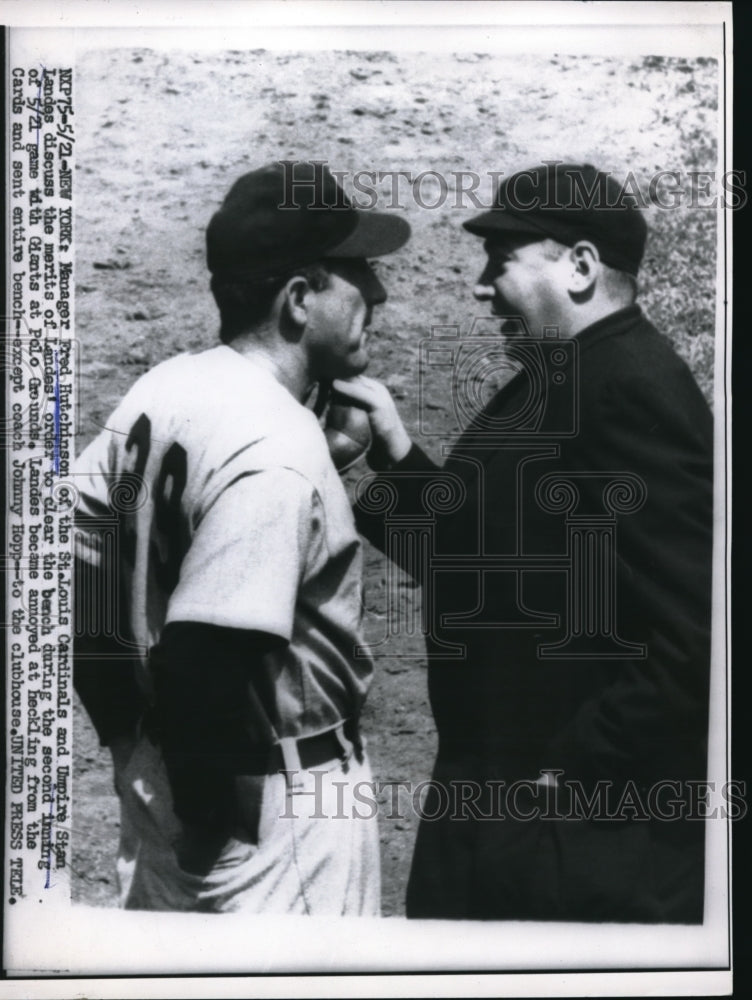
[567,241,601,297]
[282,275,315,328]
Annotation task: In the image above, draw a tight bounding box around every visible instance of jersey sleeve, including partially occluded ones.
[74,433,115,567]
[166,467,320,639]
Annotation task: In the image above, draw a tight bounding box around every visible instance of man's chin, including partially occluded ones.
[354,344,370,370]
[339,355,369,379]
[499,317,526,336]
[489,304,525,336]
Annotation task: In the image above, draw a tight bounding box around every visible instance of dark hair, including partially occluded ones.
[211,263,331,343]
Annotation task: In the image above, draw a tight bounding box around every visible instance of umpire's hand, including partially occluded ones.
[331,376,412,468]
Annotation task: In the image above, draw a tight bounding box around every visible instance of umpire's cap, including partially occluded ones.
[464,163,647,276]
[207,161,410,279]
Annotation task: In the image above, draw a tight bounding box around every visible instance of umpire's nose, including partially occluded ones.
[473,282,495,301]
[473,257,496,301]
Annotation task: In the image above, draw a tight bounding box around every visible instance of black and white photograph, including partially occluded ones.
[3,1,735,996]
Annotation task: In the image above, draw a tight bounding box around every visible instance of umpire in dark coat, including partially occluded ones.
[334,163,714,922]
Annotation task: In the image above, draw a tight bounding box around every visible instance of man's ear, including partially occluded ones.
[282,275,313,327]
[567,241,601,295]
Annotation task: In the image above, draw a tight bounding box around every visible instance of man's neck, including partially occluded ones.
[557,296,636,339]
[228,335,311,402]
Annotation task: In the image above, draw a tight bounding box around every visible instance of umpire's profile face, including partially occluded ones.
[302,259,387,380]
[473,235,567,334]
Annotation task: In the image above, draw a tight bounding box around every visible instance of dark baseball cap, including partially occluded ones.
[207,160,411,279]
[463,162,647,276]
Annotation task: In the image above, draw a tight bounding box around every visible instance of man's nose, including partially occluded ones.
[366,270,388,306]
[473,281,495,301]
[473,259,497,299]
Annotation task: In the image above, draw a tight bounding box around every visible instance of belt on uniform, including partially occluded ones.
[244,719,362,776]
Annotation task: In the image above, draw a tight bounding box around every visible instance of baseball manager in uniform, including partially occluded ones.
[340,163,714,922]
[73,161,410,914]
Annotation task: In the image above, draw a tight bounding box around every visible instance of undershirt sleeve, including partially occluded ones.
[166,466,318,639]
[150,621,284,830]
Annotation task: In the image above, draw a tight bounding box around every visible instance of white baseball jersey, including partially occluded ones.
[74,344,374,738]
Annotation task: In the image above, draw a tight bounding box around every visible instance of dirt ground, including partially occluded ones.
[71,45,719,918]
